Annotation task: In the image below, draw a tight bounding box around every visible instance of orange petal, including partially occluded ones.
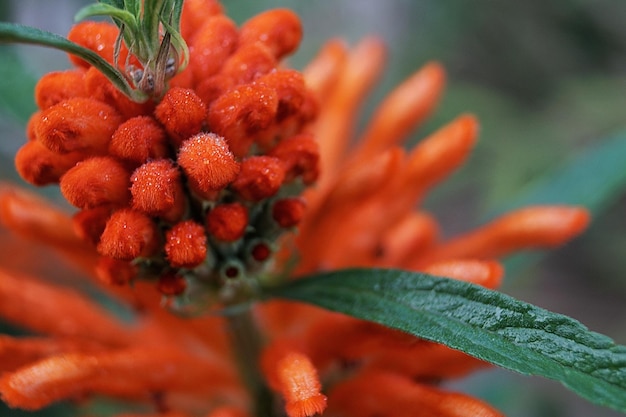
[0,348,238,410]
[313,38,386,183]
[328,370,504,417]
[354,62,446,159]
[0,269,130,345]
[261,347,326,417]
[303,39,348,100]
[422,259,504,289]
[417,206,590,265]
[0,335,104,372]
[401,114,478,202]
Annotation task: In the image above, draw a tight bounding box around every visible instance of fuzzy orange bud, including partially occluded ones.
[95,256,137,286]
[109,116,169,166]
[156,273,187,296]
[67,21,126,67]
[220,43,277,85]
[60,157,130,209]
[165,220,207,268]
[195,74,236,107]
[15,141,84,186]
[258,70,307,122]
[34,69,86,110]
[208,84,278,157]
[269,133,320,185]
[188,15,239,82]
[98,209,160,261]
[72,206,113,247]
[272,198,306,228]
[155,87,207,147]
[130,159,186,223]
[231,156,285,201]
[206,203,248,242]
[177,133,240,198]
[239,9,303,60]
[180,0,224,41]
[276,352,327,417]
[35,98,122,154]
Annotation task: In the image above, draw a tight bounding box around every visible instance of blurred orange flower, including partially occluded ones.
[0,1,589,417]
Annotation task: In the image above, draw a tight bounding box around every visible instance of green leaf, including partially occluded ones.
[0,22,145,102]
[74,4,137,30]
[265,268,626,413]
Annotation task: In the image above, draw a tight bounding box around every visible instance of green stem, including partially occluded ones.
[225,308,277,417]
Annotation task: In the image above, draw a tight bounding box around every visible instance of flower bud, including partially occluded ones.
[239,9,303,60]
[206,203,248,242]
[98,209,160,261]
[34,69,86,110]
[130,159,186,222]
[231,156,285,201]
[60,157,130,209]
[177,133,240,198]
[35,98,122,154]
[269,133,320,185]
[109,116,170,165]
[272,198,306,228]
[165,220,208,268]
[155,87,207,148]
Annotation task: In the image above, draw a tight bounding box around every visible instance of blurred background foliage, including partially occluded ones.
[1,0,626,416]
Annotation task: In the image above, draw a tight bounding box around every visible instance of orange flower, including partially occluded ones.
[0,2,589,417]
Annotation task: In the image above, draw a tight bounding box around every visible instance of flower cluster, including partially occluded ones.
[15,0,318,312]
[0,1,590,417]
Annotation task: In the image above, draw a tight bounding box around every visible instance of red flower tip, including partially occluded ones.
[15,141,84,186]
[130,159,185,222]
[98,209,160,260]
[239,9,303,60]
[231,156,286,201]
[165,220,208,268]
[269,133,320,184]
[251,242,271,262]
[34,69,86,110]
[155,87,207,147]
[272,198,306,228]
[221,43,277,85]
[177,133,240,198]
[276,352,327,417]
[60,157,130,209]
[208,83,279,157]
[109,116,169,166]
[72,206,113,247]
[206,203,249,242]
[35,97,122,154]
[188,15,239,82]
[95,256,137,286]
[67,21,128,67]
[156,273,187,296]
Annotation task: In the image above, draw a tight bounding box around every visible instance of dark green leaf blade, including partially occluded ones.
[0,22,143,101]
[265,268,626,413]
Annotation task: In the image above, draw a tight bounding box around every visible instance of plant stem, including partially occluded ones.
[225,307,276,417]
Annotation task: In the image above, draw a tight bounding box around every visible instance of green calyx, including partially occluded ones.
[75,0,189,99]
